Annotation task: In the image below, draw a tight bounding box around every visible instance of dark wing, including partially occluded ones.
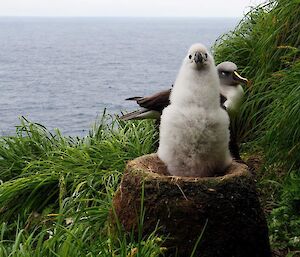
[126,88,225,112]
[220,94,227,110]
[137,89,171,112]
[119,109,149,121]
[126,88,171,113]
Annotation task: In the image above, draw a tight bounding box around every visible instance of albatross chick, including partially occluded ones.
[158,43,232,177]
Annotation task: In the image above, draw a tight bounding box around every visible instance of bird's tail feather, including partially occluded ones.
[119,109,160,121]
[119,109,148,121]
[125,96,143,101]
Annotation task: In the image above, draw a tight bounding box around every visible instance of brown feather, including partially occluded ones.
[127,88,227,112]
[136,89,171,112]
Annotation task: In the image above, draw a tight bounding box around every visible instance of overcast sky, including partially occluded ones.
[0,0,267,17]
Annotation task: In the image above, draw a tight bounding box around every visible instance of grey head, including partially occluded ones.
[217,61,248,86]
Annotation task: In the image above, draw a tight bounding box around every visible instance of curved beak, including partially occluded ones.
[194,52,206,64]
[233,71,249,86]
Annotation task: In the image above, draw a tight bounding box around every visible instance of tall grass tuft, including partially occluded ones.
[214,0,300,252]
[213,0,300,169]
[0,115,163,256]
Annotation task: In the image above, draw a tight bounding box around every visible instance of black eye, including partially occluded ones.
[205,53,208,58]
[189,55,192,59]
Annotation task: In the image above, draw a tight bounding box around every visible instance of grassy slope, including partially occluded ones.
[213,0,300,253]
[213,0,300,167]
[0,0,299,256]
[0,117,164,256]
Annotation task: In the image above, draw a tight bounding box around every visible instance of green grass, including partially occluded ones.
[213,0,300,254]
[213,0,300,168]
[0,115,164,256]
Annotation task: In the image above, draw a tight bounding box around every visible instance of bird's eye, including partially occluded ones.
[221,71,228,76]
[189,55,192,59]
[205,53,208,58]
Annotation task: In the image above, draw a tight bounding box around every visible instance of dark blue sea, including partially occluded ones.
[0,17,238,136]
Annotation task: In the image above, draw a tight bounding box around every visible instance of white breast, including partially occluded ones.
[220,84,244,115]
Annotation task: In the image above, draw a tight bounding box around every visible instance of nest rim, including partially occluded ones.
[126,153,250,184]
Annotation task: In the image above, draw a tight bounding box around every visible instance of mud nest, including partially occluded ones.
[112,153,271,257]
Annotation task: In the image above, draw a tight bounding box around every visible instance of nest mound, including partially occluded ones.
[112,153,271,257]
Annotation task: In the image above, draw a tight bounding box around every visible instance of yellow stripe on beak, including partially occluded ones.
[233,71,249,86]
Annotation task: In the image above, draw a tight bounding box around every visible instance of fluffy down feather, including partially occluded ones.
[158,43,232,177]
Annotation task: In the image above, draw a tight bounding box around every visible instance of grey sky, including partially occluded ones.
[0,0,266,17]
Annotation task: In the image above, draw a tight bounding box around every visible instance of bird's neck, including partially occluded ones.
[170,66,220,109]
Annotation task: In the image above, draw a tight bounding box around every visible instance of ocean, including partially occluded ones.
[0,17,238,136]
